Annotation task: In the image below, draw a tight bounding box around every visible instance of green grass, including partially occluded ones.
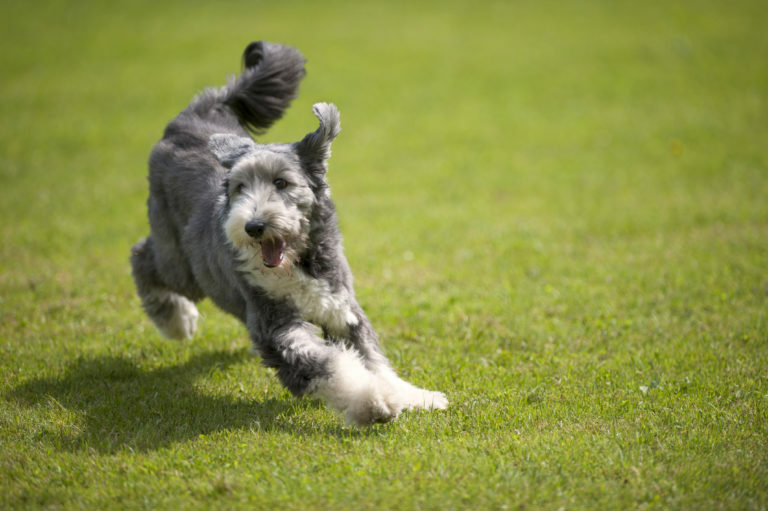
[2,0,767,508]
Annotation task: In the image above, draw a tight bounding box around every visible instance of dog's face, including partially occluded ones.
[224,149,314,268]
[210,103,341,270]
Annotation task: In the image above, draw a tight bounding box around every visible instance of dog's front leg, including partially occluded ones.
[245,299,406,426]
[346,301,449,414]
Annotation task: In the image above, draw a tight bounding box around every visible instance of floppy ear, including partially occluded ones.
[209,134,255,168]
[296,103,341,165]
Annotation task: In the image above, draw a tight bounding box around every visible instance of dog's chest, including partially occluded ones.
[245,268,357,335]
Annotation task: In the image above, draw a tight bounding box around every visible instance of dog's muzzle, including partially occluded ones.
[244,221,285,268]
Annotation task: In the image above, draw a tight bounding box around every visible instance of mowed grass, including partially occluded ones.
[1,0,767,508]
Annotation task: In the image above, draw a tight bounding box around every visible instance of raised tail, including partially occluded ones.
[222,41,306,133]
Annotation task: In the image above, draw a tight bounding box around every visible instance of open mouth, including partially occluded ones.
[260,238,286,268]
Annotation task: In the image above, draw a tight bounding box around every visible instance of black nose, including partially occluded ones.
[244,221,266,238]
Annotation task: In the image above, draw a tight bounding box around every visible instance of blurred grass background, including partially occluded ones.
[1,0,767,509]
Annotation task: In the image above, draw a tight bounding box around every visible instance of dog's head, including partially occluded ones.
[210,103,340,270]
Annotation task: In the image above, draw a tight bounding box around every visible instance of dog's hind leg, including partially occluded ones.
[130,236,200,340]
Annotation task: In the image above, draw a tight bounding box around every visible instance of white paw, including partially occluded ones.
[313,351,449,426]
[157,296,198,340]
[404,389,449,411]
[312,349,401,426]
[376,369,449,412]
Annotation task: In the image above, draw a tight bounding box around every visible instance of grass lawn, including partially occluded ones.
[2,0,767,508]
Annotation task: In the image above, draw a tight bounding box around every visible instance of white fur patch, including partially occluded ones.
[312,349,448,426]
[151,292,199,340]
[312,348,397,426]
[241,263,358,336]
[374,367,449,411]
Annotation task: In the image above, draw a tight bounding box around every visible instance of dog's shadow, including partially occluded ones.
[8,348,349,453]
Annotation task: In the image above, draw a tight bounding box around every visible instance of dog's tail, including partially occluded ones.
[190,41,305,133]
[218,41,306,134]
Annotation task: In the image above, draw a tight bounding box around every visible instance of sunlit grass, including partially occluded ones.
[1,0,767,508]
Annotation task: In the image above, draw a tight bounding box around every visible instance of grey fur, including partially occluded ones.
[131,41,447,426]
[209,134,256,168]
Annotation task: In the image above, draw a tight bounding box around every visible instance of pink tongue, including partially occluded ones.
[261,239,286,268]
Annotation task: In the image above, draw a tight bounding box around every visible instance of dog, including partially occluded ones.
[130,41,447,426]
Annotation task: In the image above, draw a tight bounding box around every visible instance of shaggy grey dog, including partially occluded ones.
[131,41,447,426]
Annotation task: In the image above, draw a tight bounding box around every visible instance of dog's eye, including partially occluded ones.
[234,183,245,195]
[273,178,288,190]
